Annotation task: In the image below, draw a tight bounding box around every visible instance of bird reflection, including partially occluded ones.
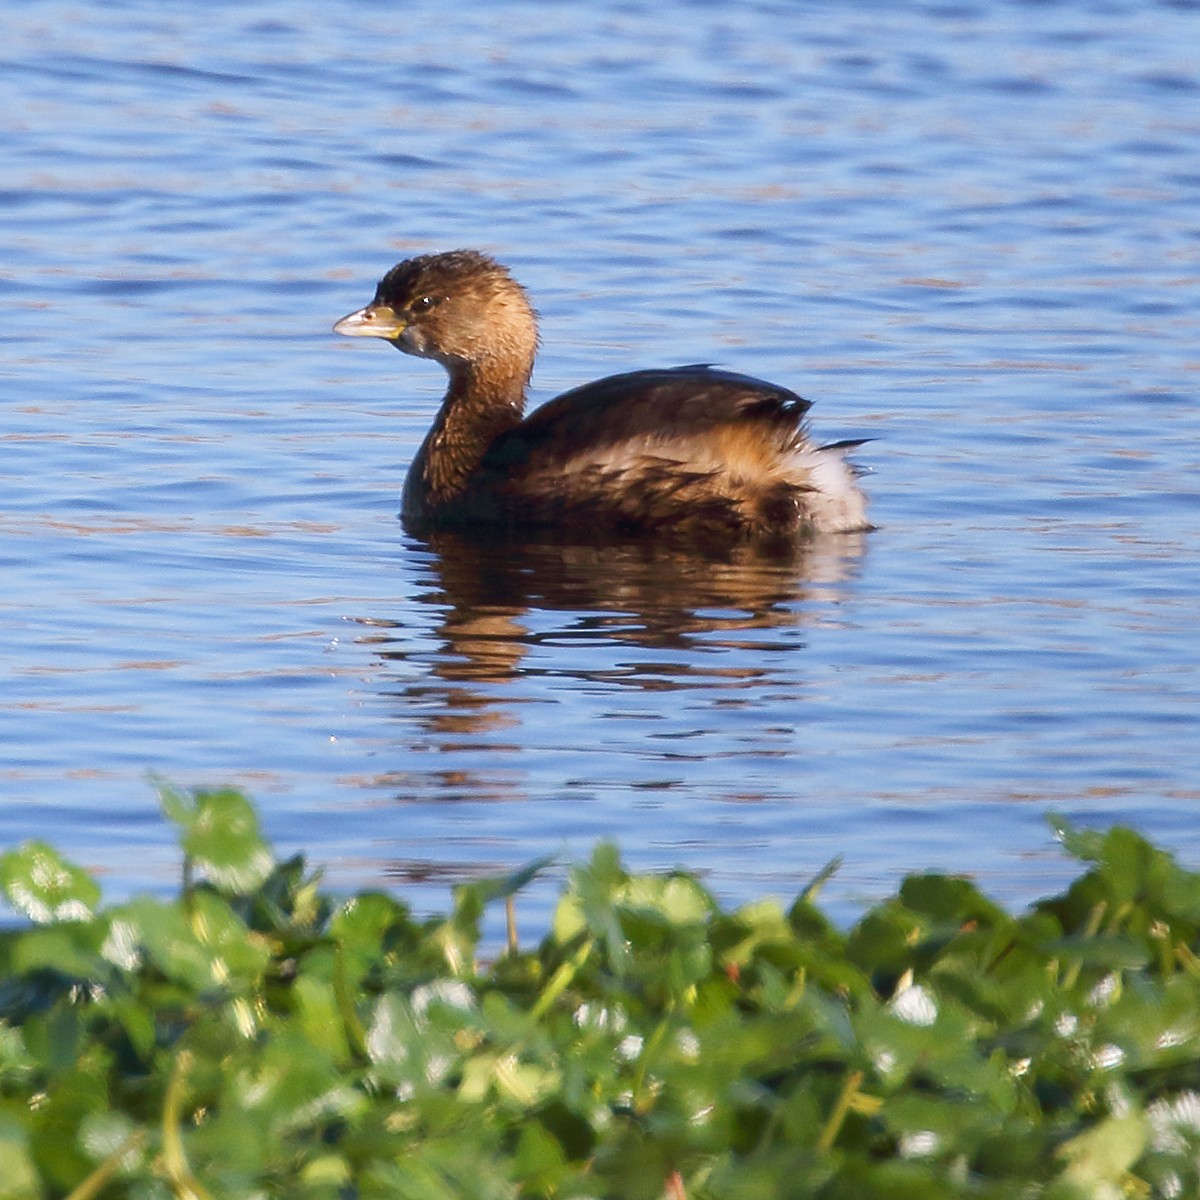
[351,531,865,761]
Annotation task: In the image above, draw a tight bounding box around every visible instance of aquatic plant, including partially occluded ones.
[3,788,1200,1197]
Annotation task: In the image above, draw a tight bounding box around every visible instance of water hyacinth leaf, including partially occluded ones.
[551,891,586,945]
[621,872,714,927]
[78,1110,143,1171]
[108,995,156,1061]
[456,854,555,906]
[479,989,536,1045]
[818,1158,974,1200]
[1045,824,1200,930]
[898,872,1008,929]
[854,995,996,1098]
[28,1066,110,1189]
[431,905,481,976]
[329,890,413,984]
[119,891,268,993]
[514,1121,568,1194]
[360,1138,513,1200]
[1058,1112,1146,1190]
[0,841,100,925]
[0,1026,33,1076]
[301,1154,352,1188]
[457,1050,498,1104]
[1045,933,1150,972]
[719,900,807,971]
[365,993,421,1075]
[879,1091,1004,1159]
[556,842,631,972]
[293,974,352,1061]
[12,926,104,980]
[727,896,791,944]
[159,783,273,894]
[192,891,273,978]
[1048,813,1107,863]
[799,854,843,905]
[844,906,929,982]
[0,1116,39,1200]
[1093,974,1200,1068]
[215,1032,361,1142]
[494,1056,559,1108]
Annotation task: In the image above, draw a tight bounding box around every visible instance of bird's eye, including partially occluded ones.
[412,295,437,313]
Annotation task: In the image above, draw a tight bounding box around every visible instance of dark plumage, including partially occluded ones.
[334,250,869,541]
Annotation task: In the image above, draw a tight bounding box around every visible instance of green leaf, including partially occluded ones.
[1057,1112,1146,1189]
[0,842,100,924]
[514,1121,568,1193]
[455,855,555,908]
[898,873,1007,928]
[879,1091,1004,1158]
[292,975,352,1061]
[799,855,843,904]
[159,783,273,894]
[330,890,413,974]
[561,842,631,973]
[12,927,105,980]
[1045,932,1150,972]
[1048,813,1107,862]
[364,993,418,1071]
[116,891,268,993]
[621,872,714,927]
[78,1110,143,1170]
[0,1115,39,1200]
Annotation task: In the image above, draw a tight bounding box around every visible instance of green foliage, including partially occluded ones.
[2,793,1200,1196]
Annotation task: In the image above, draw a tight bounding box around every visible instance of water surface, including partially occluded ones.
[3,0,1198,924]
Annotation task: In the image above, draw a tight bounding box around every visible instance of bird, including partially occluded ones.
[334,250,869,543]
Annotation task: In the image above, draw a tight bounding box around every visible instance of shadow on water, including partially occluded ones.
[345,529,869,884]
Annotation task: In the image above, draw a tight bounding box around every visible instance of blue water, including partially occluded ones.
[3,0,1198,925]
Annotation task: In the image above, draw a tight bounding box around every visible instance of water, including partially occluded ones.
[3,0,1198,926]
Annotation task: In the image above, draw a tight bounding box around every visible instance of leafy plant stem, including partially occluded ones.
[1175,941,1200,978]
[333,943,370,1062]
[529,935,594,1023]
[506,895,518,956]
[633,1017,673,1110]
[1061,901,1107,990]
[161,1050,212,1200]
[181,853,195,921]
[64,1129,146,1200]
[817,1068,864,1153]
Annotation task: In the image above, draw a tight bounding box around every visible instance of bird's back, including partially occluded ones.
[449,365,867,538]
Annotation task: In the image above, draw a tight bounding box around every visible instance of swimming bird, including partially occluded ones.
[334,250,869,541]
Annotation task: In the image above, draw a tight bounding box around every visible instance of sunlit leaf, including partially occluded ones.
[78,1110,142,1169]
[0,1116,39,1200]
[1058,1112,1146,1189]
[621,872,713,926]
[1048,813,1107,862]
[0,841,100,924]
[159,783,273,893]
[116,891,268,993]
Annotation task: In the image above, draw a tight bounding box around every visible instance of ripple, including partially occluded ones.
[0,0,1197,922]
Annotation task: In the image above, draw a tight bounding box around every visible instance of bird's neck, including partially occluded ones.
[404,361,527,518]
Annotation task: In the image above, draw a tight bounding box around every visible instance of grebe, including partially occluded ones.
[334,250,869,540]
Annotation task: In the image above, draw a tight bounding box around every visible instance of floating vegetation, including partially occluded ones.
[3,788,1200,1197]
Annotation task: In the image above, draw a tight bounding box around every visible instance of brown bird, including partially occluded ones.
[334,250,869,542]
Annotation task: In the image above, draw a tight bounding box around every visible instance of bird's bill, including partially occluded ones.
[333,304,406,339]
